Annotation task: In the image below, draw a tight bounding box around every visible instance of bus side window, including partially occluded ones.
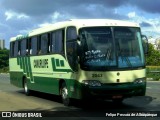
[21,39,27,56]
[10,42,15,57]
[28,39,31,55]
[14,41,18,57]
[57,30,64,53]
[31,36,38,56]
[67,26,77,41]
[51,32,56,53]
[51,29,64,53]
[41,33,49,54]
[18,41,21,56]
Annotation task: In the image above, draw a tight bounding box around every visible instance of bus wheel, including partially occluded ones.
[61,82,70,106]
[23,78,30,96]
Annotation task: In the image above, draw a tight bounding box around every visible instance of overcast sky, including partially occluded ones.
[0,0,160,48]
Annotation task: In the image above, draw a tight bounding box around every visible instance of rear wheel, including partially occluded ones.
[23,77,30,96]
[61,82,71,106]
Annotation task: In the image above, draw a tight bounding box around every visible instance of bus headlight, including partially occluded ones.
[134,78,146,84]
[82,80,102,87]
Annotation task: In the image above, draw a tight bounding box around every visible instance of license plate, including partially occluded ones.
[112,95,123,99]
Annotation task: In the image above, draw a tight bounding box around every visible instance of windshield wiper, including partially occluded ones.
[106,48,111,60]
[121,56,132,67]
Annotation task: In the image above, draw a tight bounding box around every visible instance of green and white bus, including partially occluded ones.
[9,19,148,106]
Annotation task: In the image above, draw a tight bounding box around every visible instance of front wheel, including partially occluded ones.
[60,82,71,106]
[23,78,30,96]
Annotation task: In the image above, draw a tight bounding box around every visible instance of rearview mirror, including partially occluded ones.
[141,35,148,54]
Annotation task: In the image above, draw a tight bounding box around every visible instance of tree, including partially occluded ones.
[155,38,160,50]
[0,49,9,71]
[146,43,160,66]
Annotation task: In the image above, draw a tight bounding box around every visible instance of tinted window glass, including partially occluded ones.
[21,39,27,56]
[31,37,38,55]
[41,34,49,54]
[67,27,77,40]
[10,42,14,57]
[51,32,56,53]
[51,29,64,53]
[14,41,18,57]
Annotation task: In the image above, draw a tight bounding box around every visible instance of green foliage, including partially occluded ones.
[146,66,160,81]
[0,49,9,72]
[145,44,160,80]
[146,43,160,66]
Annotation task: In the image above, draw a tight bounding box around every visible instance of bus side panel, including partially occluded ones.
[10,72,24,88]
[27,55,72,95]
[9,57,24,88]
[28,76,59,95]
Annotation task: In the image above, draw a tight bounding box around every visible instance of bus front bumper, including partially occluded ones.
[81,82,146,100]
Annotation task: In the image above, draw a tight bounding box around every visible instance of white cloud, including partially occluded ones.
[38,12,74,28]
[128,11,136,18]
[126,11,160,39]
[52,11,60,19]
[5,11,30,21]
[140,18,160,37]
[51,11,75,21]
[38,11,77,28]
[5,11,14,20]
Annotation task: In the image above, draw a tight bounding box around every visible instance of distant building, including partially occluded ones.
[0,40,5,49]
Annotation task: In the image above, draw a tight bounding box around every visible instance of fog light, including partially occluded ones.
[134,78,146,84]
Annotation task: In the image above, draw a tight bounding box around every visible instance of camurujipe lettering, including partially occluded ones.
[34,59,48,68]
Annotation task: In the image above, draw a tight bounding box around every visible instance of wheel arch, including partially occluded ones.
[59,79,65,95]
[22,75,27,88]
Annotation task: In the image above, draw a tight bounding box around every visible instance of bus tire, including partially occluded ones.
[23,77,30,96]
[60,82,70,106]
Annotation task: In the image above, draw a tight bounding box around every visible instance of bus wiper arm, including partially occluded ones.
[121,56,132,67]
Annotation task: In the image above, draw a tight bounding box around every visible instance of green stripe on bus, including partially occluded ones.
[25,57,28,75]
[17,57,20,65]
[56,59,60,67]
[51,58,72,72]
[60,60,64,67]
[26,57,29,77]
[21,57,24,72]
[22,57,26,73]
[28,57,34,83]
[19,57,22,69]
[17,57,33,82]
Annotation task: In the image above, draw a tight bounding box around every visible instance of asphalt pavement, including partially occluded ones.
[0,73,159,120]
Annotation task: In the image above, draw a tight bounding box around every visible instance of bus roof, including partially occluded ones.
[10,19,140,42]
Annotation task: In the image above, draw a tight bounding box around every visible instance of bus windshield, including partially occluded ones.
[79,27,145,70]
